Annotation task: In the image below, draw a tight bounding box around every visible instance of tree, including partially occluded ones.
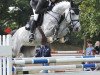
[0,0,32,32]
[0,0,100,41]
[79,0,100,38]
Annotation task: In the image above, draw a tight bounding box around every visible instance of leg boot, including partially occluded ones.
[29,33,35,42]
[29,20,37,42]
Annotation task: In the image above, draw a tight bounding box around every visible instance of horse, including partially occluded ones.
[11,1,81,58]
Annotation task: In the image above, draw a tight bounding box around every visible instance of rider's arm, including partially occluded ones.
[30,0,38,9]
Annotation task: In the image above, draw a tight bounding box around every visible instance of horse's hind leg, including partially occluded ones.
[20,46,35,74]
[20,46,35,57]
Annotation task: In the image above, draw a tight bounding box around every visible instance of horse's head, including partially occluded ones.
[65,1,82,32]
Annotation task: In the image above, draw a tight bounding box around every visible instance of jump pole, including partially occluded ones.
[13,63,100,71]
[13,57,100,64]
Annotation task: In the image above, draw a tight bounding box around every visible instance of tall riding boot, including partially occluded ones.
[25,15,34,30]
[29,20,37,42]
[25,22,31,30]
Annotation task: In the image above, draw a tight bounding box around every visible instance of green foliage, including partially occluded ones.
[0,0,32,31]
[0,0,100,41]
[79,0,100,38]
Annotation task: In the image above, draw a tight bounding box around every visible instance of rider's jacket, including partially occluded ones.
[30,0,57,14]
[35,0,49,14]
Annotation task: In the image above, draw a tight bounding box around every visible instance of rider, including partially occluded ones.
[28,0,58,42]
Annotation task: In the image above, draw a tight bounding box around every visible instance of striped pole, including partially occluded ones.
[14,64,100,71]
[51,51,82,54]
[13,57,100,64]
[13,55,100,60]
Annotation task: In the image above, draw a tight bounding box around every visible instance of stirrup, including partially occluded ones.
[29,33,34,42]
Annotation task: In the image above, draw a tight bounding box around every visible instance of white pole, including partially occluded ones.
[0,35,1,46]
[3,57,6,75]
[52,51,79,54]
[13,55,100,60]
[6,35,11,46]
[51,54,82,56]
[3,35,6,46]
[7,57,12,75]
[15,65,77,71]
[55,58,100,63]
[15,64,100,71]
[0,57,2,75]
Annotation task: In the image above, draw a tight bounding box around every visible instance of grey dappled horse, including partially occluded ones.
[11,1,81,57]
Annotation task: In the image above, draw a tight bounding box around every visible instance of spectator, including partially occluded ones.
[35,44,51,57]
[85,39,95,71]
[35,44,51,73]
[86,40,94,56]
[94,41,100,54]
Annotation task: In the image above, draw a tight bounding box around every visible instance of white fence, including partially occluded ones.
[0,35,12,75]
[0,35,100,75]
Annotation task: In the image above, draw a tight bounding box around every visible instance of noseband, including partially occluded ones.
[65,7,80,28]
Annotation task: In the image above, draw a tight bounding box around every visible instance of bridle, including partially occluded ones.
[65,7,80,29]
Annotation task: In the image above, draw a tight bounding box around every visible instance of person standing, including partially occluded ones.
[94,41,100,70]
[85,39,95,71]
[86,40,94,56]
[35,44,51,73]
[94,41,100,54]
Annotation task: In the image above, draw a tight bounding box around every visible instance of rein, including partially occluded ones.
[47,11,61,24]
[64,8,80,28]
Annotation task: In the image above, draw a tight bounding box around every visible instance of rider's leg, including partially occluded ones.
[25,15,34,30]
[29,14,39,41]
